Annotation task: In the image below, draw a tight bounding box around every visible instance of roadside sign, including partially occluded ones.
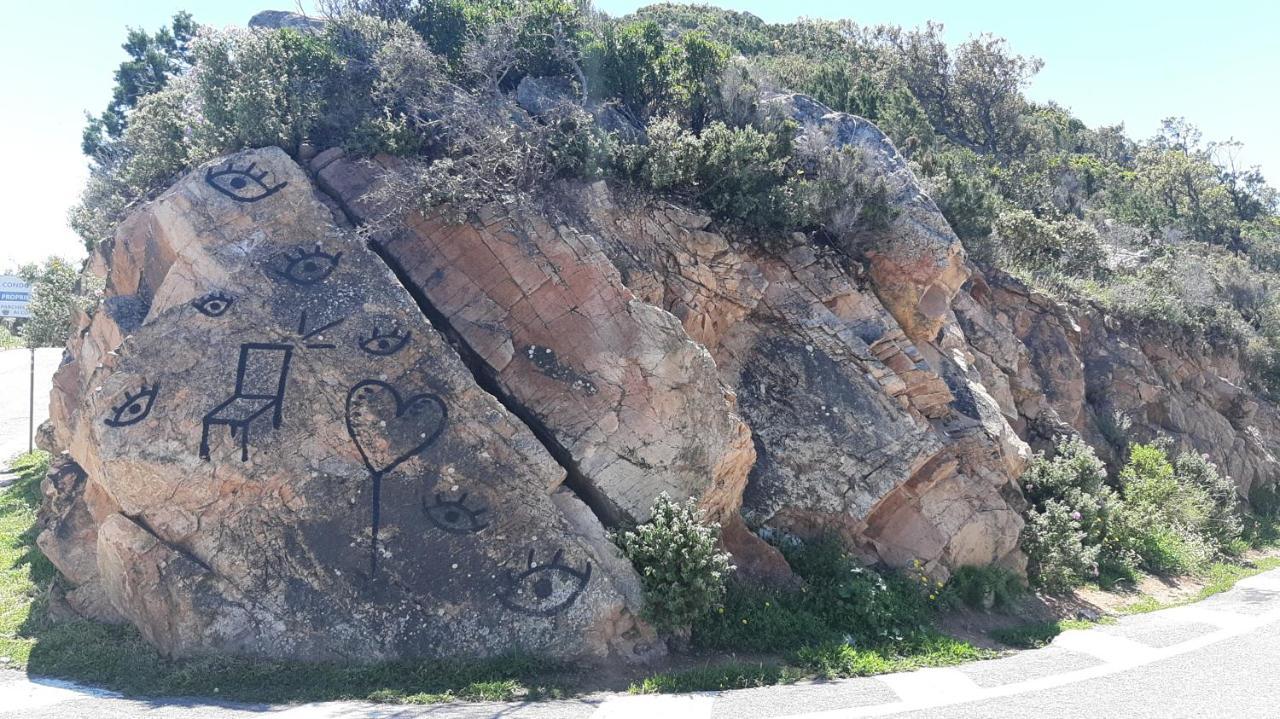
[0,275,31,318]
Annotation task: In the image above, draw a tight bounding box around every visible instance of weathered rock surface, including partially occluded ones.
[313,149,788,582]
[39,147,657,662]
[764,93,971,345]
[312,156,757,522]
[565,183,1028,577]
[957,270,1280,497]
[307,123,1030,580]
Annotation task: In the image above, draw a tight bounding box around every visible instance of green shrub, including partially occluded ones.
[1020,500,1099,593]
[940,565,1025,611]
[1173,451,1243,550]
[191,28,346,154]
[623,117,804,232]
[1018,436,1116,592]
[692,538,933,652]
[611,493,733,637]
[1110,443,1218,574]
[993,208,1107,279]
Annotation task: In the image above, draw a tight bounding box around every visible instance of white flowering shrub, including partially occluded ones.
[612,493,733,636]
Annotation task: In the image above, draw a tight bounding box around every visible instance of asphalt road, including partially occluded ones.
[3,569,1280,718]
[0,347,62,463]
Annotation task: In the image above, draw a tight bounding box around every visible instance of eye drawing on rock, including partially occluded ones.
[205,161,287,202]
[497,549,591,616]
[266,244,343,287]
[104,383,160,427]
[191,291,235,318]
[358,324,410,356]
[345,380,447,575]
[423,492,488,534]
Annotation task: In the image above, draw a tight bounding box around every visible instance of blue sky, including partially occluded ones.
[2,1,1275,268]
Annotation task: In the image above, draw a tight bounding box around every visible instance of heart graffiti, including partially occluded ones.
[345,379,447,575]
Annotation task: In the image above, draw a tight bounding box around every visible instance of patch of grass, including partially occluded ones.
[629,661,805,694]
[0,450,55,666]
[795,633,996,678]
[1119,556,1280,615]
[1118,596,1163,615]
[988,617,1113,649]
[0,450,572,704]
[629,633,994,693]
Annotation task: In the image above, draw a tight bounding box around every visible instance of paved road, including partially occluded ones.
[3,569,1280,718]
[0,347,62,463]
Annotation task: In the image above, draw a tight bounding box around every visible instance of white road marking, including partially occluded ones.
[273,701,421,718]
[590,692,716,719]
[1050,629,1159,663]
[1161,605,1258,631]
[0,676,120,711]
[776,605,1280,719]
[878,667,981,703]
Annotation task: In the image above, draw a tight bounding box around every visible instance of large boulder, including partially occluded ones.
[311,150,787,584]
[567,183,1028,578]
[40,147,657,662]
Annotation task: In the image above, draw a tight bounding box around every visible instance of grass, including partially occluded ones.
[988,617,1114,649]
[1118,556,1280,615]
[630,633,995,693]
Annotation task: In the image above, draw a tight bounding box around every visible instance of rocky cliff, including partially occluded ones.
[37,92,1280,662]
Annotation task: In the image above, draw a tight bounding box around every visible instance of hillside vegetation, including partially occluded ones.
[72,2,1280,398]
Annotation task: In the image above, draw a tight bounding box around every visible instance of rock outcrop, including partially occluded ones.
[39,147,657,662]
[957,271,1280,497]
[40,86,1280,663]
[314,143,1030,579]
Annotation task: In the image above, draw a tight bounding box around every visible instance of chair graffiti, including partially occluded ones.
[200,343,293,462]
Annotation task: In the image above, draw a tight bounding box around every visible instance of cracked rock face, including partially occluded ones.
[568,184,1028,577]
[39,147,657,662]
[957,270,1280,497]
[313,155,759,530]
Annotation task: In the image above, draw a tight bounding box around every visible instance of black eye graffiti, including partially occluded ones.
[358,325,411,356]
[191,291,235,318]
[423,492,488,534]
[266,244,343,286]
[496,549,591,616]
[205,161,287,202]
[104,383,160,427]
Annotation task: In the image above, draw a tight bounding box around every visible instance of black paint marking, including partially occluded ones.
[191,291,235,318]
[205,161,287,202]
[345,380,447,575]
[422,492,488,534]
[200,343,292,462]
[496,548,591,616]
[266,244,342,287]
[104,383,160,427]
[358,323,411,357]
[296,310,343,349]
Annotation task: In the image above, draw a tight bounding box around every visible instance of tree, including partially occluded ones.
[877,23,1041,158]
[82,12,197,162]
[18,258,93,349]
[1109,118,1241,248]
